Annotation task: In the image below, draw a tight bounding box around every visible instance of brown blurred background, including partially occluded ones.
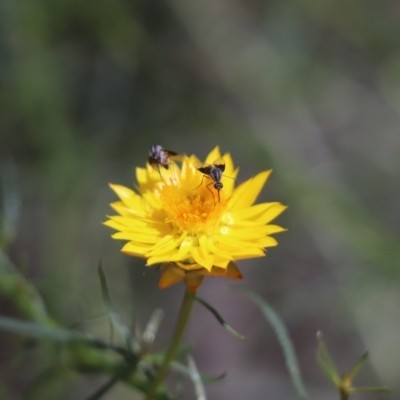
[1,0,400,399]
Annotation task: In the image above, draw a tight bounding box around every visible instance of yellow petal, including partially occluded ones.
[176,236,194,259]
[212,257,231,268]
[182,155,199,180]
[265,225,287,234]
[103,219,125,231]
[215,234,265,249]
[147,234,183,257]
[124,225,164,236]
[110,202,150,219]
[206,238,233,261]
[204,146,221,165]
[254,203,287,225]
[110,201,132,217]
[112,231,159,244]
[231,248,265,258]
[135,167,148,185]
[121,242,149,257]
[190,246,213,271]
[257,236,278,247]
[222,172,239,195]
[141,191,162,210]
[222,153,234,175]
[108,215,160,232]
[109,184,136,200]
[229,170,272,210]
[104,216,140,230]
[136,166,162,193]
[232,250,265,258]
[112,196,148,217]
[222,226,275,240]
[147,252,180,265]
[200,243,214,268]
[230,202,278,222]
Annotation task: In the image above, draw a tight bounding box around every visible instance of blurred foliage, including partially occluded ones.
[1,0,399,398]
[316,332,390,399]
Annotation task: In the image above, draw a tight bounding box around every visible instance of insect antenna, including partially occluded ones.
[222,174,236,185]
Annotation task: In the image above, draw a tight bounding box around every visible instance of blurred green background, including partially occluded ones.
[1,0,400,399]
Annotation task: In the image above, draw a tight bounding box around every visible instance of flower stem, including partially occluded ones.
[145,287,196,400]
[340,389,349,400]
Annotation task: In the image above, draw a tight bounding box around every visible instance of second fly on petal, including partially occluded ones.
[148,144,181,175]
[193,158,226,203]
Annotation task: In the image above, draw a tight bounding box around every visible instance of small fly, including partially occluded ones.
[193,158,226,203]
[148,144,179,174]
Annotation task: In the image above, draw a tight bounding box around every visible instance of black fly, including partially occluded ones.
[193,158,226,203]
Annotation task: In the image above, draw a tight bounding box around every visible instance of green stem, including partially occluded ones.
[340,388,349,400]
[145,288,196,400]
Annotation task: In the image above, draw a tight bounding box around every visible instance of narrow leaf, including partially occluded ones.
[84,367,130,400]
[351,386,391,393]
[170,361,226,383]
[0,251,49,323]
[142,309,165,346]
[0,315,85,342]
[98,261,134,352]
[195,296,246,340]
[200,372,227,383]
[347,352,368,381]
[0,315,132,358]
[316,352,340,386]
[187,355,207,400]
[316,331,340,386]
[234,287,310,400]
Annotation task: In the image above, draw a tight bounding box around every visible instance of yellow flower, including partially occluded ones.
[104,147,286,292]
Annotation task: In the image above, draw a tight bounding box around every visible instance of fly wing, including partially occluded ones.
[193,161,212,175]
[165,150,183,161]
[212,157,225,173]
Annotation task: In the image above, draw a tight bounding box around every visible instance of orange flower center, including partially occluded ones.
[157,177,227,236]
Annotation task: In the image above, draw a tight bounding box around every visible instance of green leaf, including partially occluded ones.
[200,372,227,383]
[346,352,368,381]
[169,361,226,383]
[350,386,391,393]
[195,296,246,340]
[0,250,50,324]
[0,315,86,342]
[233,286,310,400]
[0,314,133,359]
[84,366,131,400]
[187,355,207,400]
[316,331,340,386]
[142,308,165,347]
[98,261,135,352]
